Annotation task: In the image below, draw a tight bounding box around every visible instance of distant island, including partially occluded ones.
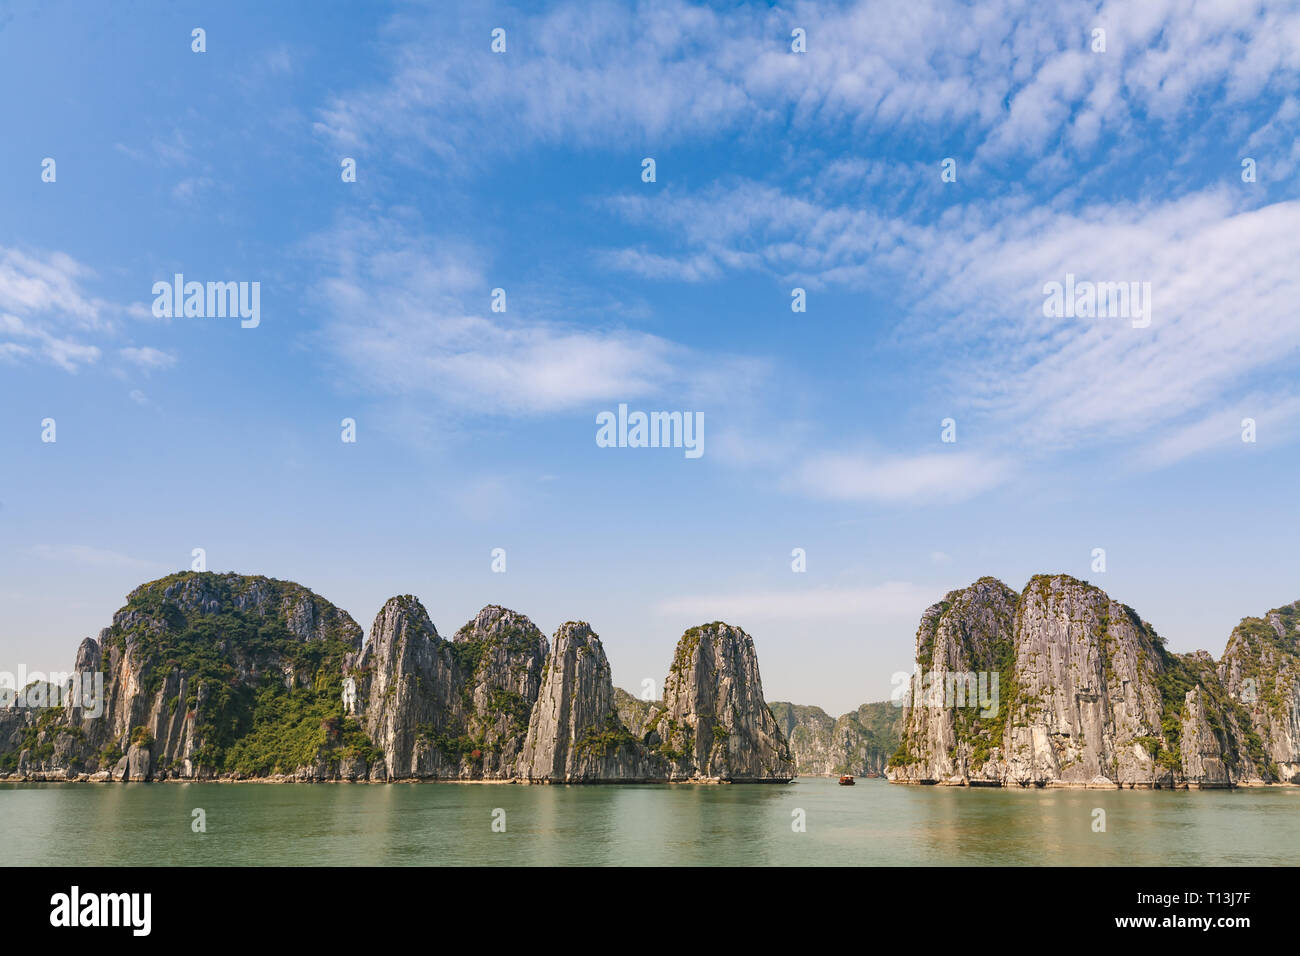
[2,571,1296,789]
[766,701,900,777]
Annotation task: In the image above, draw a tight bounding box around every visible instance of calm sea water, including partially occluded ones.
[3,778,1297,866]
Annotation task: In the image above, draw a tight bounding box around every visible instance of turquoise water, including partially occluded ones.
[3,778,1297,865]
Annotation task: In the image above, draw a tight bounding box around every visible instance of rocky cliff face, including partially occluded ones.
[351,595,463,780]
[888,575,1280,788]
[1,572,367,781]
[889,577,1018,785]
[614,687,657,738]
[13,569,1285,788]
[1218,601,1300,783]
[645,623,794,782]
[519,623,660,781]
[770,701,901,776]
[350,599,550,780]
[840,702,905,774]
[769,702,836,774]
[1,572,788,785]
[452,605,551,778]
[1000,577,1171,787]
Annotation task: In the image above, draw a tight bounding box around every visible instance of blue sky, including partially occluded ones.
[2,0,1298,714]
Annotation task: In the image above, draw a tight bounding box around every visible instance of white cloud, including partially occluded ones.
[299,0,1300,499]
[791,451,1012,503]
[0,248,102,323]
[0,247,117,372]
[171,177,213,202]
[119,346,176,370]
[596,247,724,282]
[314,0,1300,168]
[605,179,1300,468]
[314,1,756,158]
[1141,392,1300,467]
[310,217,763,417]
[601,180,898,286]
[1244,95,1300,183]
[912,194,1300,453]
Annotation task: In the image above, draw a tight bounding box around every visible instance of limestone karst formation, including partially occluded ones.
[0,572,794,783]
[5,571,1296,790]
[886,575,1299,788]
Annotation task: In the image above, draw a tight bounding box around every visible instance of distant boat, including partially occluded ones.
[838,774,855,786]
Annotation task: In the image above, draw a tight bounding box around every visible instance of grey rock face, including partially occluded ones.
[352,595,463,779]
[0,570,927,787]
[126,743,151,782]
[350,600,550,780]
[1179,685,1232,787]
[453,606,550,779]
[646,623,794,782]
[888,577,1018,785]
[769,702,836,774]
[520,623,660,781]
[0,708,26,764]
[770,701,901,776]
[614,687,658,738]
[1000,578,1167,787]
[887,575,1284,789]
[1218,602,1300,783]
[836,702,905,774]
[0,572,367,782]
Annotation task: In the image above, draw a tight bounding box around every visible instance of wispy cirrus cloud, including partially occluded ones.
[314,0,1300,178]
[1139,392,1300,468]
[595,247,727,282]
[299,0,1300,507]
[0,247,112,372]
[789,451,1012,504]
[603,180,1300,469]
[0,247,179,376]
[119,346,177,371]
[302,0,1300,502]
[307,217,768,418]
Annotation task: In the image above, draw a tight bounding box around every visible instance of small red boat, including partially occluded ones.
[838,774,855,785]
